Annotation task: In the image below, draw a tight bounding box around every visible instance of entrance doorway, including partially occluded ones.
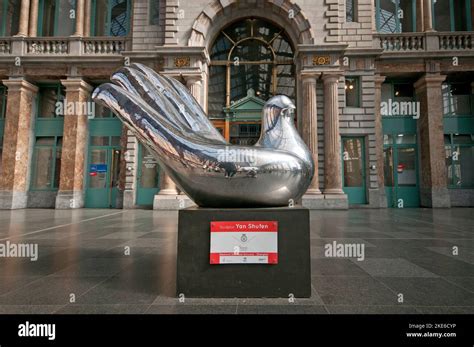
[342,137,367,204]
[136,144,160,207]
[85,136,122,208]
[384,134,420,207]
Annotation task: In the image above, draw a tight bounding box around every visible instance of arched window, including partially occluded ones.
[208,18,295,144]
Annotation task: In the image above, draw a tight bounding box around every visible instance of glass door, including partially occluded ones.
[136,144,160,207]
[342,137,367,204]
[384,134,420,207]
[85,136,122,208]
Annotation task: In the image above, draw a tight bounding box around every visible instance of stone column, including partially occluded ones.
[301,73,321,195]
[374,75,387,208]
[28,0,39,37]
[0,78,38,209]
[73,0,85,37]
[416,0,424,32]
[55,78,92,209]
[414,74,450,208]
[16,0,31,37]
[84,0,92,37]
[322,73,345,197]
[159,174,179,195]
[186,76,202,106]
[423,0,434,32]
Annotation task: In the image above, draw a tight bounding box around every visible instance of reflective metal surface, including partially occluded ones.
[92,63,314,207]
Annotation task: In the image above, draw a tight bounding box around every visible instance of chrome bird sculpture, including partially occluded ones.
[92,63,314,207]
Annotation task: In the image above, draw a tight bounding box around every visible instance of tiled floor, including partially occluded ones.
[0,208,472,314]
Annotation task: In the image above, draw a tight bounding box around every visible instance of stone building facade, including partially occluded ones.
[0,0,472,210]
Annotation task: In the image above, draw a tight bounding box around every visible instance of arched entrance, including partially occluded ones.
[208,18,296,144]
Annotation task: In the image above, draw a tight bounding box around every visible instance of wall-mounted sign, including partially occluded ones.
[90,164,108,173]
[210,221,278,264]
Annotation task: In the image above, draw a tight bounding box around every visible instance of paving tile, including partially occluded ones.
[55,304,150,314]
[379,278,474,306]
[146,305,237,314]
[352,258,438,278]
[326,305,419,314]
[312,277,397,306]
[236,305,327,314]
[311,258,371,277]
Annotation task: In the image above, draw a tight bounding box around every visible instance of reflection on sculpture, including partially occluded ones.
[92,63,314,207]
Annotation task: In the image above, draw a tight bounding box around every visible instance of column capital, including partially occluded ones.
[414,73,447,91]
[322,72,343,84]
[60,78,93,93]
[184,75,202,86]
[374,74,386,87]
[2,78,38,93]
[300,71,321,83]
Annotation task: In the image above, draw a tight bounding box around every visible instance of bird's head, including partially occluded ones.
[262,95,296,130]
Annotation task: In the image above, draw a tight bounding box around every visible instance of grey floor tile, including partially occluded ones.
[414,306,474,314]
[237,305,327,314]
[312,276,397,306]
[379,278,474,306]
[0,305,63,314]
[326,305,419,314]
[146,305,237,314]
[55,304,150,314]
[352,258,438,278]
[311,258,371,277]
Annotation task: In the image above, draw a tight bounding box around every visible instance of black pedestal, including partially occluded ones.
[176,207,311,298]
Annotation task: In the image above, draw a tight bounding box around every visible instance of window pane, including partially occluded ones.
[343,138,364,187]
[394,133,416,144]
[36,136,55,145]
[32,147,54,189]
[434,0,451,31]
[399,0,415,32]
[40,0,56,36]
[451,145,474,187]
[89,149,107,188]
[452,134,474,145]
[110,136,121,146]
[54,143,61,188]
[109,0,129,36]
[1,0,21,36]
[91,136,109,146]
[383,147,394,186]
[56,0,76,36]
[230,39,273,62]
[346,0,355,22]
[93,103,114,118]
[442,83,472,116]
[38,86,64,118]
[230,64,272,102]
[140,146,159,188]
[149,0,159,25]
[397,147,417,186]
[383,134,393,145]
[208,65,226,118]
[345,77,360,107]
[92,0,108,36]
[453,0,469,31]
[378,0,398,33]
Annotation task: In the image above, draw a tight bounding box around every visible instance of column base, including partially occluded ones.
[0,191,28,209]
[368,188,388,208]
[420,187,451,208]
[153,194,196,210]
[55,190,84,209]
[302,193,348,209]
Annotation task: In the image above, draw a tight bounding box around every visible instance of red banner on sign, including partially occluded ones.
[210,221,278,232]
